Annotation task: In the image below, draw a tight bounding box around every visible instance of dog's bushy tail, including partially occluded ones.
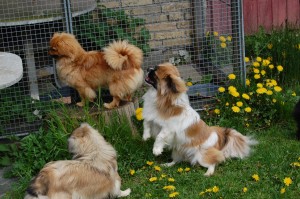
[222,129,257,159]
[24,170,50,199]
[103,40,143,70]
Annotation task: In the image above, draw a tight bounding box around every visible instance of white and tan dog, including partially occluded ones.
[142,63,257,176]
[24,123,130,199]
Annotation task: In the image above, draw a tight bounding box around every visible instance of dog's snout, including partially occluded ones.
[147,68,154,72]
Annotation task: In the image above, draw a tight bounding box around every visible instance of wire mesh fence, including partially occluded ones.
[0,0,245,138]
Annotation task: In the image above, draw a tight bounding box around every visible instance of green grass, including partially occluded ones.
[2,104,300,199]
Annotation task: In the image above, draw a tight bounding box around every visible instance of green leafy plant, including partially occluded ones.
[212,56,298,129]
[74,6,151,55]
[245,28,300,84]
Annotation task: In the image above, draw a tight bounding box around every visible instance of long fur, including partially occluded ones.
[24,123,131,199]
[142,63,257,176]
[293,99,300,140]
[49,32,144,109]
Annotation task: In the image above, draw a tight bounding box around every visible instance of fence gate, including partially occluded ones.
[0,0,245,138]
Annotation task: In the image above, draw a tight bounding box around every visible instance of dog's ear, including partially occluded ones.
[160,74,187,95]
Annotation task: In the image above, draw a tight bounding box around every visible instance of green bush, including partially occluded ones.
[74,6,151,55]
[245,28,300,84]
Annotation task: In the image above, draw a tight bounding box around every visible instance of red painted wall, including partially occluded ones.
[243,0,300,34]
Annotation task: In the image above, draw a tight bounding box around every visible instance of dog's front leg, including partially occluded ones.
[153,128,169,156]
[143,120,151,141]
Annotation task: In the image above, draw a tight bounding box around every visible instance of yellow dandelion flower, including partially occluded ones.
[177,168,183,173]
[225,102,229,106]
[163,185,176,191]
[149,177,158,182]
[256,57,262,62]
[186,81,193,87]
[227,35,232,41]
[169,192,179,198]
[154,166,161,171]
[199,191,205,196]
[146,161,154,166]
[228,86,237,92]
[244,57,250,62]
[214,109,220,115]
[267,56,272,61]
[262,59,270,66]
[136,113,143,121]
[243,187,248,192]
[246,123,250,127]
[254,74,261,79]
[232,91,240,97]
[280,188,286,194]
[271,79,277,86]
[256,87,267,94]
[277,65,283,72]
[135,107,143,115]
[205,188,212,193]
[221,42,227,48]
[218,87,225,92]
[257,83,263,88]
[245,107,252,113]
[283,177,292,186]
[236,101,243,107]
[212,186,219,193]
[252,174,259,181]
[267,43,273,49]
[219,36,226,42]
[184,167,191,172]
[242,93,250,100]
[253,68,260,74]
[161,174,167,178]
[168,178,175,182]
[274,86,282,92]
[272,99,277,103]
[266,90,273,95]
[246,79,250,86]
[232,106,240,113]
[130,169,135,175]
[269,64,274,69]
[291,162,300,167]
[297,43,300,50]
[261,70,266,76]
[253,62,260,67]
[292,92,296,96]
[228,73,236,80]
[213,31,219,36]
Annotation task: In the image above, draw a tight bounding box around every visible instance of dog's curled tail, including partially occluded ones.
[103,40,143,70]
[222,129,257,159]
[24,170,50,199]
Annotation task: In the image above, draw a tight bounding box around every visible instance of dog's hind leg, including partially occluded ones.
[162,149,182,167]
[76,86,96,107]
[104,96,121,109]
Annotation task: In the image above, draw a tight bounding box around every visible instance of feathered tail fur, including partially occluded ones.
[103,40,143,70]
[221,129,257,159]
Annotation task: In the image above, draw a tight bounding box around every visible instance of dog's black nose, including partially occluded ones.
[147,68,154,72]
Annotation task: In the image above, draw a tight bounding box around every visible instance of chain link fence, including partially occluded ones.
[0,0,245,138]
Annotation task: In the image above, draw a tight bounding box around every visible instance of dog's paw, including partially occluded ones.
[119,188,131,197]
[153,147,163,156]
[104,102,116,109]
[161,162,176,167]
[142,132,151,141]
[76,102,84,107]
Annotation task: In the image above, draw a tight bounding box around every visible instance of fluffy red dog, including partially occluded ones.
[49,33,144,109]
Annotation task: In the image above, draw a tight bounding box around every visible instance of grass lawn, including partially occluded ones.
[115,119,300,199]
